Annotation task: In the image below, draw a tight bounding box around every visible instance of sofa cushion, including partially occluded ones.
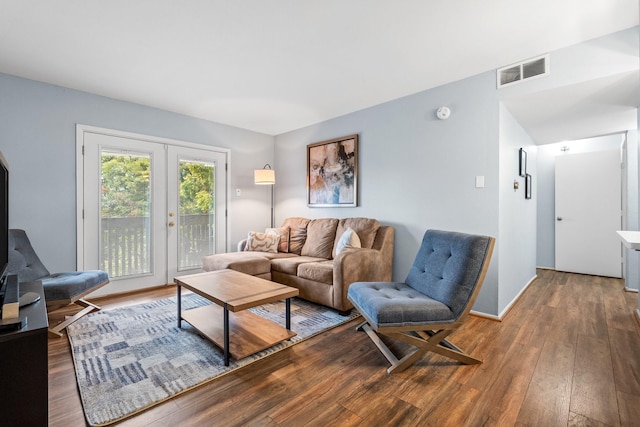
[202,252,272,276]
[266,226,290,253]
[302,218,339,259]
[270,256,327,276]
[282,217,311,230]
[246,231,279,253]
[298,260,334,285]
[332,218,380,257]
[288,227,307,255]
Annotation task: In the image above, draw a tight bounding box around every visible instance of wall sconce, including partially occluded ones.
[254,164,275,227]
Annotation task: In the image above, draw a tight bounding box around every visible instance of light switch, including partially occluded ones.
[475,176,485,188]
[235,188,241,197]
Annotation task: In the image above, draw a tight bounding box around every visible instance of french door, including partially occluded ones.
[78,126,227,295]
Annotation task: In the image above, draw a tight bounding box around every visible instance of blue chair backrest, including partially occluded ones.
[405,229,492,318]
[8,229,50,283]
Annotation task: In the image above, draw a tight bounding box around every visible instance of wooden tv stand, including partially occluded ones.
[0,279,48,425]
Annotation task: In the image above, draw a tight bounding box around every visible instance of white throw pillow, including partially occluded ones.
[336,227,361,254]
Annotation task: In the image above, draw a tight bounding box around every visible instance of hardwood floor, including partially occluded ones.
[47,269,640,426]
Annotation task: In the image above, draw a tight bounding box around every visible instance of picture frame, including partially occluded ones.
[307,134,358,207]
[519,148,527,177]
[525,173,532,199]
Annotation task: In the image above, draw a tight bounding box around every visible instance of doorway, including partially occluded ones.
[77,126,228,295]
[555,149,622,277]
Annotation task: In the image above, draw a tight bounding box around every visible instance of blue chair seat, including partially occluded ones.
[42,271,109,304]
[347,282,455,327]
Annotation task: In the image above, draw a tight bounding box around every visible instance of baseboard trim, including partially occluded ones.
[624,287,639,293]
[498,274,538,320]
[469,310,501,321]
[470,273,538,322]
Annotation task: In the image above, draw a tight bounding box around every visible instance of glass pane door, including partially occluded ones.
[100,150,152,278]
[167,146,227,281]
[177,159,215,270]
[82,131,167,295]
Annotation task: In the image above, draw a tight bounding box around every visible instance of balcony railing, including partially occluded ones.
[101,214,214,278]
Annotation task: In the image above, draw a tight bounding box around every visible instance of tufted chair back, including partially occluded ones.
[8,229,50,283]
[405,229,493,319]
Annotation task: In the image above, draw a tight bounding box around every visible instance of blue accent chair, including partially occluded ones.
[8,229,109,337]
[347,229,495,374]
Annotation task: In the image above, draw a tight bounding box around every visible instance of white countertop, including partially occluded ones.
[617,230,640,250]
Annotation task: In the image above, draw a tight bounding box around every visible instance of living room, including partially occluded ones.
[1,2,640,426]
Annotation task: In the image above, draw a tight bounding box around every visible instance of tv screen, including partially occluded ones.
[0,150,8,285]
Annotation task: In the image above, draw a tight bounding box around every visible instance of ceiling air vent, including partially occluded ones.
[497,54,549,88]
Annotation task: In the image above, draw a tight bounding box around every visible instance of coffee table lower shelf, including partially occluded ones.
[181,304,296,361]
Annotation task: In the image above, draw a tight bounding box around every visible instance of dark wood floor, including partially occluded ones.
[48,269,640,426]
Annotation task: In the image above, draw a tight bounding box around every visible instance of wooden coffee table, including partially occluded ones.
[174,269,299,366]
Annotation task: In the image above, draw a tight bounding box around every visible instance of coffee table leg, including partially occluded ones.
[224,303,230,366]
[177,284,182,328]
[286,298,291,330]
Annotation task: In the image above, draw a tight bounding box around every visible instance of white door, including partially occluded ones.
[79,127,227,295]
[555,150,621,277]
[167,145,226,281]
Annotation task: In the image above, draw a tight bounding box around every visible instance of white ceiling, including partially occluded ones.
[0,1,638,139]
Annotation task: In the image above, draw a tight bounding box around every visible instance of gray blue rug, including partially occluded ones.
[67,293,360,426]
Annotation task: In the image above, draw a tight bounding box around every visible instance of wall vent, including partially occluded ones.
[497,54,549,88]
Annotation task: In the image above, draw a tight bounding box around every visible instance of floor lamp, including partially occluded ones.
[254,164,275,227]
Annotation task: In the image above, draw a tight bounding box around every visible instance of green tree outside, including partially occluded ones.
[101,155,214,218]
[101,154,151,218]
[179,162,214,215]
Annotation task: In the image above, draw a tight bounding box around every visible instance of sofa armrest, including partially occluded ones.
[332,247,392,310]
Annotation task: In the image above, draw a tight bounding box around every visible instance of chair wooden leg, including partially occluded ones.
[48,299,101,338]
[357,321,482,373]
[416,330,482,365]
[391,329,482,365]
[359,323,403,371]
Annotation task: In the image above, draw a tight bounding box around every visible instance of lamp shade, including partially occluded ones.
[254,168,275,185]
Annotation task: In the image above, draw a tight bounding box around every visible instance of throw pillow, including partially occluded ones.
[266,226,290,253]
[336,227,362,255]
[246,231,279,253]
[288,227,307,255]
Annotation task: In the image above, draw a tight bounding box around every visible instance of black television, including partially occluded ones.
[0,150,8,287]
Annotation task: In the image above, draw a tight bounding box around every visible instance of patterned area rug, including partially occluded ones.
[67,293,360,426]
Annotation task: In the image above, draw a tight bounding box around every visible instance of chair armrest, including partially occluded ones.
[237,239,248,252]
[332,247,393,310]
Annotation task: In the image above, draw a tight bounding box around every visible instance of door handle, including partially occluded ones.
[556,217,563,221]
[168,221,175,227]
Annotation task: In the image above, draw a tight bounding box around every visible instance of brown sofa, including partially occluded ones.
[201,217,394,313]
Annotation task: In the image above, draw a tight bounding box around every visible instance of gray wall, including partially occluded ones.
[274,71,503,315]
[498,105,537,313]
[0,73,275,273]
